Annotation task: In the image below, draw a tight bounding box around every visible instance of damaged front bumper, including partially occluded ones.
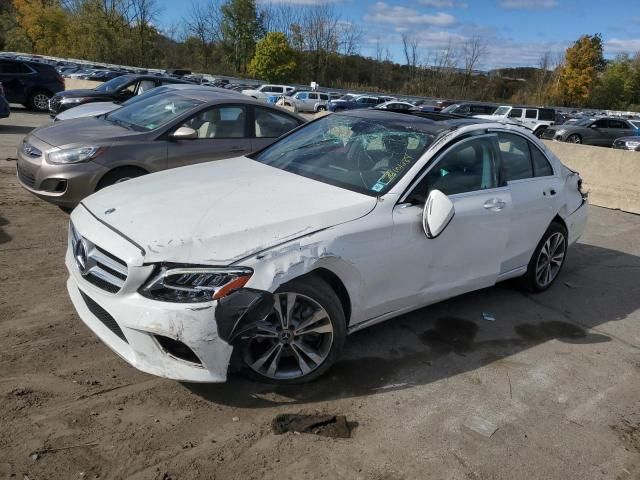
[66,249,236,383]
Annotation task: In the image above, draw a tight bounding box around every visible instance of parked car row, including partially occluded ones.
[0,57,65,111]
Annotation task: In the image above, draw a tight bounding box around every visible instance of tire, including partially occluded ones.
[533,127,546,138]
[566,134,582,144]
[522,222,568,292]
[96,167,146,191]
[316,105,327,112]
[238,274,346,384]
[28,90,52,112]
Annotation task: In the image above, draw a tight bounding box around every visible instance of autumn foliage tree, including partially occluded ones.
[248,32,296,83]
[553,34,605,107]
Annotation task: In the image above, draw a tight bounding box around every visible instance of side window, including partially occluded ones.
[297,92,308,100]
[525,109,538,119]
[183,106,247,139]
[308,93,318,100]
[254,107,301,138]
[120,81,138,96]
[530,145,554,177]
[416,137,498,198]
[594,119,608,128]
[272,86,284,93]
[0,60,31,74]
[608,119,627,129]
[497,132,533,182]
[508,108,523,118]
[319,94,328,101]
[538,109,555,121]
[138,80,156,94]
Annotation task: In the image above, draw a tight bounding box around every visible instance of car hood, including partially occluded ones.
[57,88,107,98]
[55,102,120,121]
[474,114,505,120]
[81,157,378,265]
[31,117,141,147]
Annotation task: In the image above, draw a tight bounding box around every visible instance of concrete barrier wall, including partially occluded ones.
[543,140,640,215]
[64,79,101,90]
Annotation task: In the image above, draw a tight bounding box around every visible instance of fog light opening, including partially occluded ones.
[154,335,202,365]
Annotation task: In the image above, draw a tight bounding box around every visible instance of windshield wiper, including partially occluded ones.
[107,117,133,130]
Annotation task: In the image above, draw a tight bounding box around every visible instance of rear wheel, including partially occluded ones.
[316,105,327,112]
[567,134,582,144]
[239,275,346,384]
[522,222,568,292]
[96,167,147,191]
[28,91,51,112]
[533,127,546,138]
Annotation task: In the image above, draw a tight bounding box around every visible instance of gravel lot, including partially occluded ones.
[1,107,640,480]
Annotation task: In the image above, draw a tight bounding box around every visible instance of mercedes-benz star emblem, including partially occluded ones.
[74,239,91,275]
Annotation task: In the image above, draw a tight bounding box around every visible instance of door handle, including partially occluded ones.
[483,198,506,211]
[543,188,557,197]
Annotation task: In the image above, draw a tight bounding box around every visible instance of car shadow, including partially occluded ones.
[185,242,639,407]
[0,125,36,135]
[0,216,10,244]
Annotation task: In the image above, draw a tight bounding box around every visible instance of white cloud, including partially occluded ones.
[418,0,455,7]
[364,2,456,26]
[499,0,557,9]
[605,38,640,54]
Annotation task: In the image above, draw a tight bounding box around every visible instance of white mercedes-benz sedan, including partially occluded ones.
[66,110,588,384]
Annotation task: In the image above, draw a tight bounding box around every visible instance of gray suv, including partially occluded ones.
[17,89,305,208]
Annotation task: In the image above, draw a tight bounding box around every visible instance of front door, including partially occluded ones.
[384,134,511,317]
[166,105,252,167]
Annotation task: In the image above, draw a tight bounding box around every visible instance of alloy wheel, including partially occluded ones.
[535,232,566,288]
[568,134,582,144]
[243,292,334,380]
[32,93,50,111]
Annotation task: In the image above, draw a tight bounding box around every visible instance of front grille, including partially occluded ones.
[16,164,36,189]
[49,95,62,114]
[70,223,129,294]
[80,291,128,343]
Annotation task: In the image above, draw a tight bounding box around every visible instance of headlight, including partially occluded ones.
[60,97,90,104]
[140,265,253,303]
[625,140,640,148]
[555,129,567,136]
[47,146,106,164]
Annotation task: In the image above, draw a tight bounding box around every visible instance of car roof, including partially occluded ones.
[337,109,457,135]
[166,90,306,120]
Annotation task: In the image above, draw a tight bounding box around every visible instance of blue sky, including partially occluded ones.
[156,0,640,69]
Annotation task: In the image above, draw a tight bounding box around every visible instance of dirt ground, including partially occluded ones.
[1,108,640,480]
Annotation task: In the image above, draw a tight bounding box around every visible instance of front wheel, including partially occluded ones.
[316,105,327,112]
[567,134,582,144]
[522,222,568,292]
[96,167,146,191]
[28,91,51,112]
[239,275,346,384]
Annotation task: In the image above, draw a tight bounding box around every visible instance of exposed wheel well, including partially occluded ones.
[310,268,352,325]
[552,214,567,231]
[96,166,148,190]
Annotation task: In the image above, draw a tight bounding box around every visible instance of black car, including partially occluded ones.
[48,74,193,116]
[441,102,498,116]
[0,58,65,112]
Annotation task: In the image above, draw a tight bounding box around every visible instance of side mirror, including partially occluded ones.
[170,126,198,140]
[590,124,599,129]
[423,190,455,239]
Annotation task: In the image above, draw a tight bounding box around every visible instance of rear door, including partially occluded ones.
[0,60,34,103]
[607,119,635,143]
[495,131,561,272]
[166,104,252,167]
[523,109,538,129]
[251,106,304,151]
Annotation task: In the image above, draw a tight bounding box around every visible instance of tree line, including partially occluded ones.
[1,1,639,110]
